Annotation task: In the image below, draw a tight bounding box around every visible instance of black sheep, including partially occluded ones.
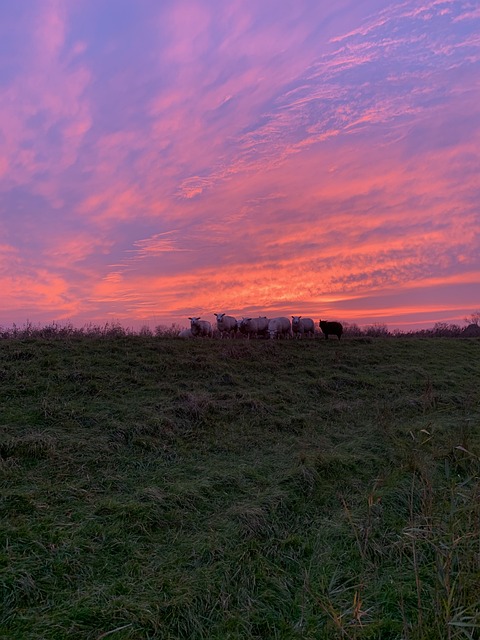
[319,320,343,340]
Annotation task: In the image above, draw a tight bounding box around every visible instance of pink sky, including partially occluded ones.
[1,0,479,331]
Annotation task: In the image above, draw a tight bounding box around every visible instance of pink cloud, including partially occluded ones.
[129,232,192,258]
[0,3,91,196]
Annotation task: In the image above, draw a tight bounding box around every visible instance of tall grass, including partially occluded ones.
[0,334,479,638]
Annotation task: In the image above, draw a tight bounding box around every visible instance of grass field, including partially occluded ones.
[1,335,479,639]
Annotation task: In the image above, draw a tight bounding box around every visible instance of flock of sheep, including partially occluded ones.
[181,314,344,340]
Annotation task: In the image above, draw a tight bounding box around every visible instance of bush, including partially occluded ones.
[432,322,462,338]
[363,323,390,338]
[342,322,364,337]
[154,323,182,337]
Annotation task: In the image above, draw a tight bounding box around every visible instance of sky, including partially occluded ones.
[1,0,479,331]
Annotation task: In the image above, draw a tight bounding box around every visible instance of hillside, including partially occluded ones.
[1,336,479,639]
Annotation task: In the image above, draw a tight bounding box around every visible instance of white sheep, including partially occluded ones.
[291,316,315,338]
[188,317,213,338]
[268,317,292,339]
[214,313,238,338]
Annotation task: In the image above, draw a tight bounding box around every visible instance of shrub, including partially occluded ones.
[154,323,183,337]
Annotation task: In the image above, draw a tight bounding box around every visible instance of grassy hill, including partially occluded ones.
[1,335,479,639]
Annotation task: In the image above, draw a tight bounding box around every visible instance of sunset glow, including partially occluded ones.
[1,0,479,330]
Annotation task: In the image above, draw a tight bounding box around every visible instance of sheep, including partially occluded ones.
[238,318,251,338]
[178,328,194,339]
[291,316,315,338]
[268,317,292,339]
[239,317,269,338]
[214,313,238,338]
[255,317,270,338]
[319,320,343,340]
[188,317,213,338]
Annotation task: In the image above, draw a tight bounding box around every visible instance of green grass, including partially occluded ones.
[1,336,479,639]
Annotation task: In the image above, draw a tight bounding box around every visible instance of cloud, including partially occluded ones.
[0,2,92,197]
[0,0,479,330]
[129,232,193,258]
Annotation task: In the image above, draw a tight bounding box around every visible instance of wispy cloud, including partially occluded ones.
[129,232,193,258]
